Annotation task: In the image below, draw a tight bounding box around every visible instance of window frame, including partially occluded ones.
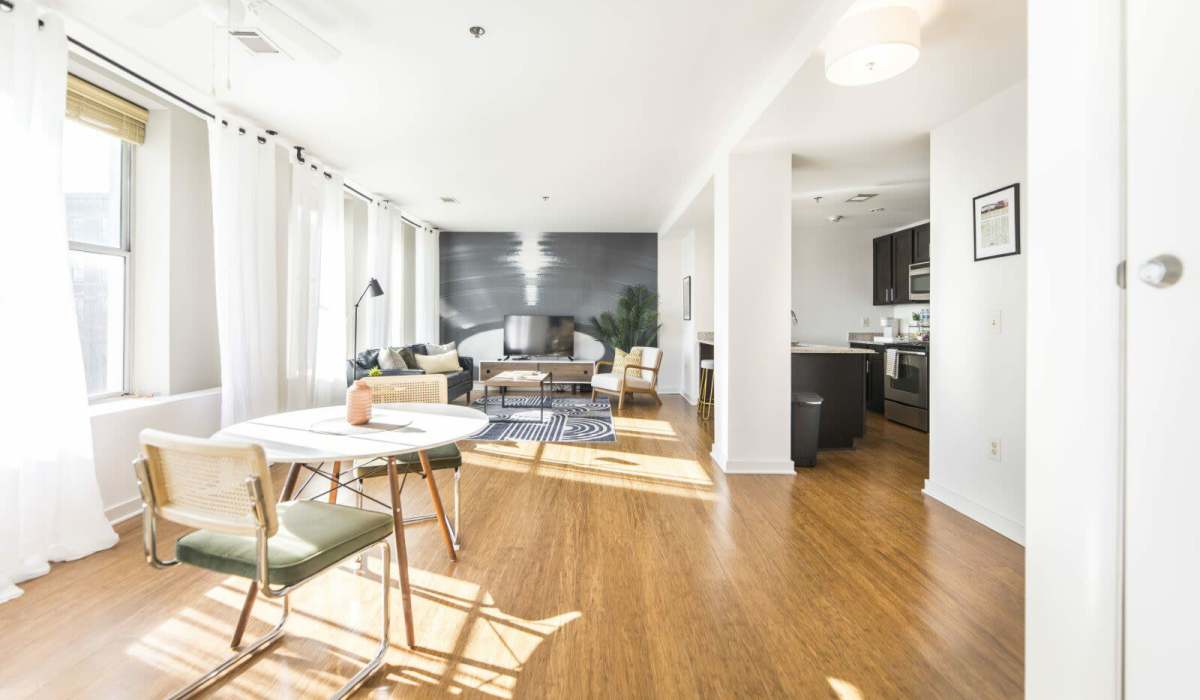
[67,137,134,402]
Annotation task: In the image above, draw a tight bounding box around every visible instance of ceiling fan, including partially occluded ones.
[129,0,341,64]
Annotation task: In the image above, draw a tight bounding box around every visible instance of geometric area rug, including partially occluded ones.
[468,396,616,443]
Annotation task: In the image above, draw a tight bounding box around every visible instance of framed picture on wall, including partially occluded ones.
[683,276,692,321]
[973,183,1021,261]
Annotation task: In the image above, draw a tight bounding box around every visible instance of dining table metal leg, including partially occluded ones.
[419,449,458,562]
[386,456,417,648]
[231,462,302,649]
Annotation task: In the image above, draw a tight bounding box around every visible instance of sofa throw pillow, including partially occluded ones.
[377,347,408,370]
[611,348,643,378]
[426,341,456,355]
[399,346,419,368]
[414,350,461,374]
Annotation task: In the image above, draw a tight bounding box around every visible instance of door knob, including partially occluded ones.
[1138,254,1184,288]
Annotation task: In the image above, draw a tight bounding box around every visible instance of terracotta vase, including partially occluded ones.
[346,379,373,425]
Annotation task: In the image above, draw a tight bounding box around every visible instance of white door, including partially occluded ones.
[1124,1,1200,694]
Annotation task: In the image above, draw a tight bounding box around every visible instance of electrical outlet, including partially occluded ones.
[988,438,1002,462]
[988,310,1003,334]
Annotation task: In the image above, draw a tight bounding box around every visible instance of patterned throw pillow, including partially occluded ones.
[377,347,408,370]
[611,348,643,378]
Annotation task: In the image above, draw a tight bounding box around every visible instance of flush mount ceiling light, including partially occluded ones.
[846,193,878,202]
[469,26,486,39]
[824,6,921,87]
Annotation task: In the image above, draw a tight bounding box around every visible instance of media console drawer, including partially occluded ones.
[479,360,595,384]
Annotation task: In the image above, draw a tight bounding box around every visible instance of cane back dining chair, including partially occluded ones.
[332,373,463,562]
[134,429,394,700]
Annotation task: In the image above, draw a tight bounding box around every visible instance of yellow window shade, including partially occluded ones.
[65,74,149,145]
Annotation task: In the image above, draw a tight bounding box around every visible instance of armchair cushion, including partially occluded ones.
[175,500,393,587]
[592,372,651,392]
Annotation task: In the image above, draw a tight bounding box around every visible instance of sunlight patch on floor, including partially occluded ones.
[828,677,865,700]
[611,416,678,437]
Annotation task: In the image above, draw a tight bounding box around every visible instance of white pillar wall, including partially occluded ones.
[712,151,794,474]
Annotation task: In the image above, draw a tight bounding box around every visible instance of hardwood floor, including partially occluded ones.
[0,395,1023,699]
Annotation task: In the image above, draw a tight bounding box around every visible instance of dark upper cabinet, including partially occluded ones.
[892,229,913,304]
[873,223,930,305]
[872,235,893,305]
[913,223,930,263]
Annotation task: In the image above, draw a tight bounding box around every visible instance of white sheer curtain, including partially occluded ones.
[414,226,441,343]
[284,159,346,409]
[208,120,278,426]
[0,3,117,603]
[365,201,405,348]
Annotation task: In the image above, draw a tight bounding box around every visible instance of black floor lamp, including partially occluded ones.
[352,278,385,379]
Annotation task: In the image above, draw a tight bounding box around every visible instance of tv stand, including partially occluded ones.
[480,358,594,388]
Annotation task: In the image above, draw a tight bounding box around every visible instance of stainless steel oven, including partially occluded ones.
[908,261,930,301]
[885,347,929,431]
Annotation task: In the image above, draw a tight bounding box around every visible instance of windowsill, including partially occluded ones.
[88,387,221,417]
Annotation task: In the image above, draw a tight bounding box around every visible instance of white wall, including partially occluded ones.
[91,390,222,523]
[924,81,1027,543]
[791,226,879,344]
[657,234,685,394]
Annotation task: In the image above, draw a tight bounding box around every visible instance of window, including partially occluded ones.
[63,119,132,399]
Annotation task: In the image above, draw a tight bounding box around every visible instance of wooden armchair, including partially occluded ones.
[591,346,663,410]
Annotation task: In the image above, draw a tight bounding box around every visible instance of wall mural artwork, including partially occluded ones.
[439,232,658,362]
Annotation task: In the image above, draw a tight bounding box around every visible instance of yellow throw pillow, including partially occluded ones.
[414,350,461,374]
[611,348,643,377]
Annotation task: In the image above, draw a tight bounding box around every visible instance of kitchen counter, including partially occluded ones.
[791,343,875,355]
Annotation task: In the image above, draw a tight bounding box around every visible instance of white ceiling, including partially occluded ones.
[49,0,834,232]
[743,0,1026,238]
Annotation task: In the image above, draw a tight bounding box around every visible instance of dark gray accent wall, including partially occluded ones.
[440,232,657,359]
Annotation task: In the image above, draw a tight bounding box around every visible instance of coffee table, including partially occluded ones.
[482,370,552,423]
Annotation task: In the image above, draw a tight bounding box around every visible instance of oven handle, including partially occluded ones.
[897,350,927,356]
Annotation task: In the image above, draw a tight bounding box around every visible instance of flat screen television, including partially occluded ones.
[504,315,575,358]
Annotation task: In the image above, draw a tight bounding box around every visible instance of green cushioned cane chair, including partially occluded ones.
[134,429,394,700]
[339,374,463,560]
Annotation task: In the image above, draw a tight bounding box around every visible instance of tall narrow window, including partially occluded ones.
[63,119,132,398]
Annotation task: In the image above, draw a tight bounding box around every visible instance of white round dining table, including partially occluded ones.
[214,402,489,649]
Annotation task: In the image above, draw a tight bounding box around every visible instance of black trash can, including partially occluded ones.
[791,392,823,468]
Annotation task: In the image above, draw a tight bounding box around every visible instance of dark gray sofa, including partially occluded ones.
[346,344,475,404]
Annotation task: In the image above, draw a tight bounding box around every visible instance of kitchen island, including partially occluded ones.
[696,334,872,450]
[791,343,873,448]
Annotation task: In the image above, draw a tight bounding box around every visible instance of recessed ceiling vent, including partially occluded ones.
[440,196,459,204]
[845,193,878,203]
[229,29,284,55]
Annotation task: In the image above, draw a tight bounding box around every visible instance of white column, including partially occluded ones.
[711,151,794,474]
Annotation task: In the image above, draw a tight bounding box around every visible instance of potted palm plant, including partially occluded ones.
[589,285,661,352]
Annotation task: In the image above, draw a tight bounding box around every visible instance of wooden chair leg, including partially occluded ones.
[328,461,342,504]
[232,462,301,649]
[386,456,417,648]
[618,391,626,410]
[418,449,458,562]
[652,389,662,406]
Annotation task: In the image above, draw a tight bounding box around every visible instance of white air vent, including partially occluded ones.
[846,193,878,202]
[440,196,459,204]
[229,29,284,55]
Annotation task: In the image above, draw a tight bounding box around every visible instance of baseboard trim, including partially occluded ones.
[711,452,795,475]
[105,496,144,526]
[922,479,1025,545]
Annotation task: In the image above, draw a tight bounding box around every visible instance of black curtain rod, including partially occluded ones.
[6,0,389,214]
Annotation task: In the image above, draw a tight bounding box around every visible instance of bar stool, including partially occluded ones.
[699,359,715,420]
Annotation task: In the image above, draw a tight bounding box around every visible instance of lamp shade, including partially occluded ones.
[366,278,384,297]
[824,6,921,87]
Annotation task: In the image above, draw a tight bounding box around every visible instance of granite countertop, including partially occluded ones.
[791,343,875,355]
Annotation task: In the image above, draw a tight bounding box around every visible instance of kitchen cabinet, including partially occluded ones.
[873,223,930,305]
[892,229,913,304]
[872,235,893,305]
[913,223,930,263]
[851,343,886,413]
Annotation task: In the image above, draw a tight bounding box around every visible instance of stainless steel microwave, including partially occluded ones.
[908,261,930,301]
